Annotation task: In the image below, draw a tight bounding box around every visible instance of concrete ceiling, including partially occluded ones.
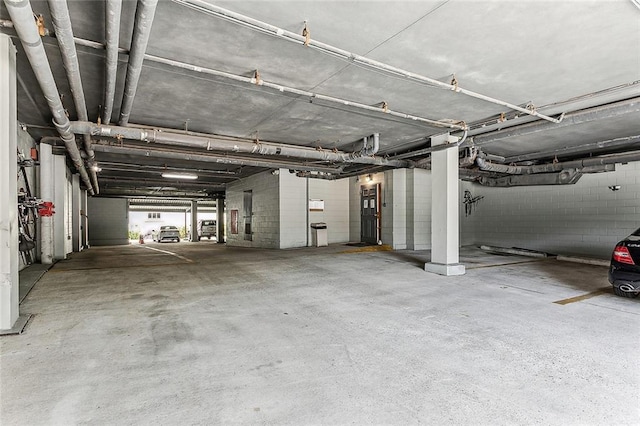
[2,0,639,198]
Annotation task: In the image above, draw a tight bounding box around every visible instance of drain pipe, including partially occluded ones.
[476,150,640,175]
[118,0,158,126]
[48,0,99,194]
[5,0,94,194]
[70,121,411,168]
[360,133,380,156]
[390,129,468,161]
[103,0,122,125]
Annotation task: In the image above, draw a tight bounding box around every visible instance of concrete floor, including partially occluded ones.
[1,243,638,425]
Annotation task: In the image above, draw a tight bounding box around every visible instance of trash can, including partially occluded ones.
[310,222,328,247]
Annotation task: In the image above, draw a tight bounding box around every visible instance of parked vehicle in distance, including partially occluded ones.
[198,220,216,240]
[154,225,181,243]
[609,227,640,298]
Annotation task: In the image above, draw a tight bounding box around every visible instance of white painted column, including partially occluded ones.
[190,200,198,242]
[425,133,465,276]
[71,174,81,252]
[80,189,88,249]
[53,154,67,260]
[216,197,225,243]
[0,34,19,330]
[39,143,55,264]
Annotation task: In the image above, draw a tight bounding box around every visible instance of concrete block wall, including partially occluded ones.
[460,162,640,259]
[308,177,350,245]
[226,171,280,248]
[382,169,407,249]
[87,197,129,246]
[279,171,306,248]
[407,169,432,250]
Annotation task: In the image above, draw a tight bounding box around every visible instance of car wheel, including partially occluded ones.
[613,283,639,298]
[177,238,180,243]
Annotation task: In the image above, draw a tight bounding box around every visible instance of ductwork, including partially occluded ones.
[476,150,640,175]
[4,0,94,194]
[48,0,99,194]
[103,0,122,125]
[70,121,411,168]
[118,0,158,126]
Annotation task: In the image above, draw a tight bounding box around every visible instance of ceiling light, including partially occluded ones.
[162,172,198,180]
[91,164,102,172]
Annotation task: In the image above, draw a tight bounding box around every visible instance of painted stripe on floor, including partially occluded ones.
[50,261,192,272]
[141,245,194,263]
[553,287,612,305]
[340,245,393,254]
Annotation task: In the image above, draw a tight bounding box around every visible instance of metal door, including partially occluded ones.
[360,185,379,244]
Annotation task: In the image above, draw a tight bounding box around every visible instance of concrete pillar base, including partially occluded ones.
[424,262,466,276]
[0,313,33,335]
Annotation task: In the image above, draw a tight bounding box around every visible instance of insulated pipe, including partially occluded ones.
[476,150,640,175]
[172,0,563,124]
[4,0,94,194]
[389,130,468,161]
[103,0,122,125]
[47,0,99,194]
[70,121,411,168]
[118,0,158,126]
[90,143,346,174]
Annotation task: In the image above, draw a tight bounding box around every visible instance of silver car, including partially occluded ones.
[154,225,181,243]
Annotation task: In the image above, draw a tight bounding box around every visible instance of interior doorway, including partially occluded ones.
[360,184,380,244]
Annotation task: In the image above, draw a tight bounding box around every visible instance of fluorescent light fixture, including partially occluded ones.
[162,172,198,180]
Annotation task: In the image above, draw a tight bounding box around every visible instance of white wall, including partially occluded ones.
[460,162,640,259]
[226,171,280,248]
[279,171,306,248]
[407,168,432,250]
[88,197,129,246]
[308,177,350,245]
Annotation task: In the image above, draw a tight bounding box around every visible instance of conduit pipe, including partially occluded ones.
[70,121,411,168]
[90,143,346,174]
[503,134,640,163]
[118,0,158,126]
[476,150,640,175]
[172,0,563,124]
[4,0,94,194]
[103,0,122,124]
[390,129,468,161]
[3,30,467,131]
[467,97,640,148]
[48,0,99,194]
[145,54,465,131]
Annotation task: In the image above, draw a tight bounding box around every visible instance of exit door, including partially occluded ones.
[361,184,379,244]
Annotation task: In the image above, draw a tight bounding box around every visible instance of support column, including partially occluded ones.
[425,133,465,276]
[216,197,225,243]
[53,154,67,260]
[190,200,198,242]
[71,174,81,252]
[80,189,88,249]
[40,143,54,264]
[0,34,19,330]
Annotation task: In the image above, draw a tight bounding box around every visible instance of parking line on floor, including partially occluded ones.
[553,286,612,305]
[141,245,194,263]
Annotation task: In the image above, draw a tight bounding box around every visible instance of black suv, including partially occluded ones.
[609,228,640,298]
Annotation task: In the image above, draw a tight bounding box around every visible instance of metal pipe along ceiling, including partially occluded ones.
[47,0,99,194]
[4,0,94,194]
[70,121,411,168]
[172,0,564,124]
[103,0,122,125]
[118,0,158,126]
